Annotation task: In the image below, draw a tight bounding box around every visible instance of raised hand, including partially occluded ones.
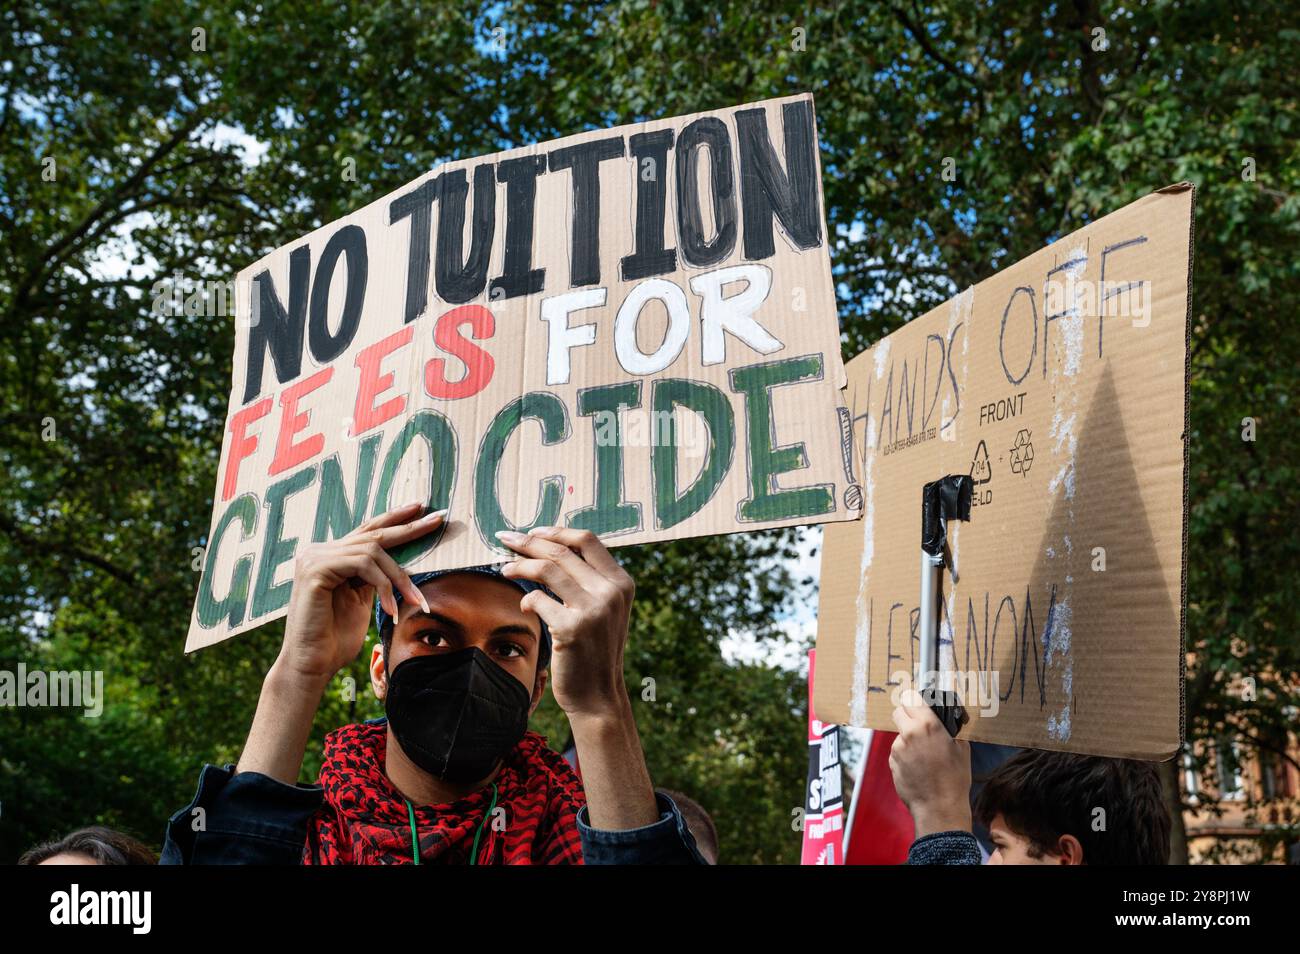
[278,502,443,687]
[495,526,635,720]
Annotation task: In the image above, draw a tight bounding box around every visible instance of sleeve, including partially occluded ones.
[905,830,983,865]
[576,791,709,865]
[160,763,325,865]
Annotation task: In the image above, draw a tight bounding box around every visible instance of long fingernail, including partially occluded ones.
[496,530,526,544]
[422,509,447,523]
[403,500,426,510]
[418,591,430,613]
[532,526,557,537]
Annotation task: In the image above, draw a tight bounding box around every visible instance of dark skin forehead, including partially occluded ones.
[388,573,543,689]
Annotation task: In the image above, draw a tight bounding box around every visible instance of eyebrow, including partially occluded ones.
[403,610,464,636]
[403,611,538,643]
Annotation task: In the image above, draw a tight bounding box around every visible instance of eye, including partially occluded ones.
[417,631,451,649]
[496,642,525,659]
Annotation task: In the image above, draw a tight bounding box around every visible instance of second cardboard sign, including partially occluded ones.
[815,184,1194,761]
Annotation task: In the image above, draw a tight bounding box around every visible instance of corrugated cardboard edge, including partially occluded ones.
[1160,180,1196,761]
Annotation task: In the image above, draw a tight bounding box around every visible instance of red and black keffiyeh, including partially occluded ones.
[303,721,586,865]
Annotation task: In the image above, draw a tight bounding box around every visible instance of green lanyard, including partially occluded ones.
[406,783,498,866]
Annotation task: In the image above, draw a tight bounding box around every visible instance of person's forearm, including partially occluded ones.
[911,802,973,838]
[236,660,327,785]
[568,699,659,831]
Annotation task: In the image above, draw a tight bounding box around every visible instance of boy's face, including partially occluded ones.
[986,813,1084,865]
[369,573,547,713]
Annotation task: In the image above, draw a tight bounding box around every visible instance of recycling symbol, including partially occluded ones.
[970,439,993,485]
[1009,429,1034,476]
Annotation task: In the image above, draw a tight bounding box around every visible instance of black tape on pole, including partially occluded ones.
[921,474,973,556]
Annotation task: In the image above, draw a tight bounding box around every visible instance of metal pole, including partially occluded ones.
[918,549,943,701]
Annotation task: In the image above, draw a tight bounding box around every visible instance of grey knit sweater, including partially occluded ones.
[906,830,983,865]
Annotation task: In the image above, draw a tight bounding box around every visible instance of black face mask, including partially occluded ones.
[384,647,531,783]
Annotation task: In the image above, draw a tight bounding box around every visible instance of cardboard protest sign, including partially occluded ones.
[815,184,1194,760]
[188,94,860,651]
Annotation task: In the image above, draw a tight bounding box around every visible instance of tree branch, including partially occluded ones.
[890,2,983,96]
[8,111,208,319]
[0,510,139,586]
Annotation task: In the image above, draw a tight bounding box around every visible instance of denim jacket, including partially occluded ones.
[160,763,706,865]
